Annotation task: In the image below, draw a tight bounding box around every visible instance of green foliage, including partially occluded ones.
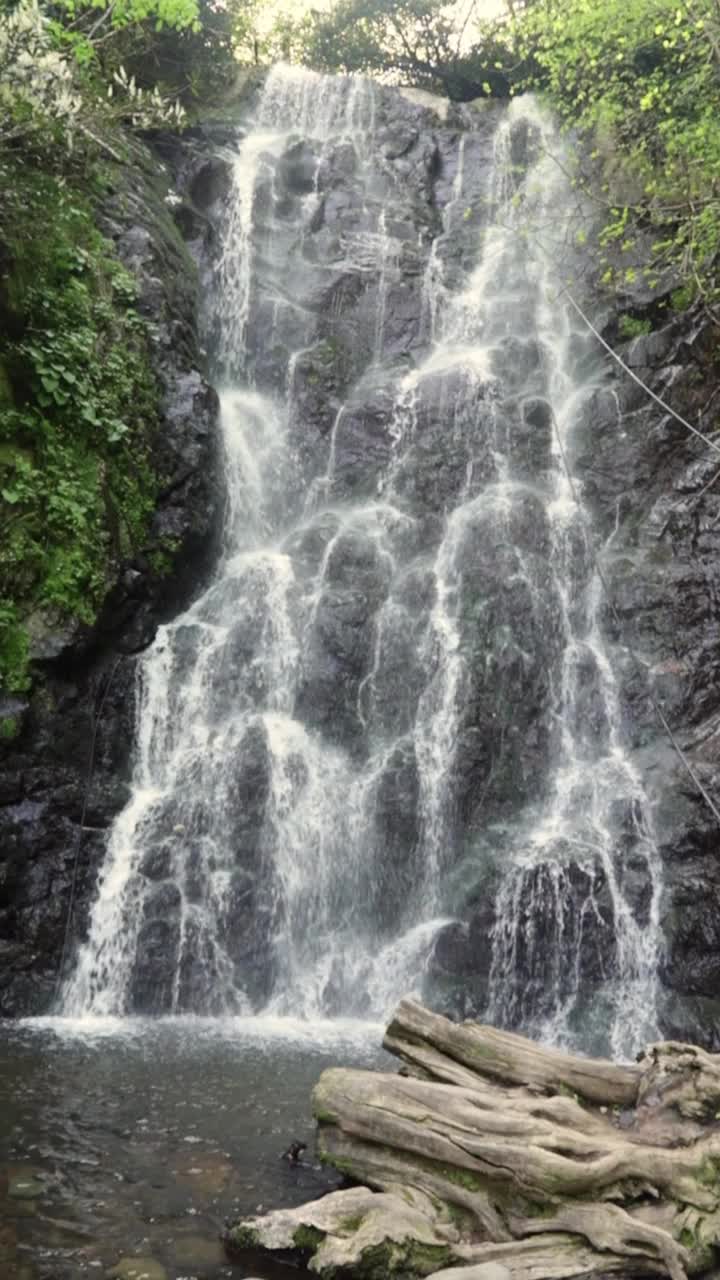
[0,0,189,165]
[0,0,233,695]
[0,603,30,692]
[292,1225,326,1251]
[672,283,697,311]
[58,0,200,33]
[511,0,720,312]
[48,0,200,67]
[148,536,181,577]
[0,159,158,691]
[277,0,516,100]
[618,314,653,339]
[227,1224,261,1248]
[88,0,238,104]
[349,1238,453,1280]
[0,715,19,739]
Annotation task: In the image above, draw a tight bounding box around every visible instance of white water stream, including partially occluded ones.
[63,68,660,1056]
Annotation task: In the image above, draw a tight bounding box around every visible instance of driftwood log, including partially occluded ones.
[226,1000,720,1280]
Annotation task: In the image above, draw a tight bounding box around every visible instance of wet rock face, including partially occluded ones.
[370,740,422,930]
[0,132,221,1017]
[3,77,719,1034]
[567,314,720,1047]
[431,310,720,1044]
[430,853,618,1025]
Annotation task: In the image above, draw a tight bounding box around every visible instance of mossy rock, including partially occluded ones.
[226,1223,260,1249]
[294,1224,327,1252]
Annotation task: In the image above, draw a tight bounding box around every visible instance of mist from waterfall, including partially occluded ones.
[62,66,661,1057]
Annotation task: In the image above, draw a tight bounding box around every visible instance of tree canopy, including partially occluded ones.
[275,0,517,101]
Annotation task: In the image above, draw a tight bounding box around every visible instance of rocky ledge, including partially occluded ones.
[226,999,720,1280]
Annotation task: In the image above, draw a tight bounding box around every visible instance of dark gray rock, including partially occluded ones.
[369,739,421,929]
[297,533,390,747]
[575,308,720,1044]
[3,74,720,1038]
[129,881,183,1014]
[225,719,271,869]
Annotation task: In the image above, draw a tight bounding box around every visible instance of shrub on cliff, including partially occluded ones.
[0,0,204,693]
[0,160,161,692]
[0,0,195,158]
[512,0,720,315]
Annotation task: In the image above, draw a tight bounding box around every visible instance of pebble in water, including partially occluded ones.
[8,1175,45,1200]
[105,1259,167,1280]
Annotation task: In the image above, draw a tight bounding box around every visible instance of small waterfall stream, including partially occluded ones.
[63,67,661,1056]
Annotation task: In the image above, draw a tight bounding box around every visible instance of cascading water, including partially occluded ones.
[62,67,661,1056]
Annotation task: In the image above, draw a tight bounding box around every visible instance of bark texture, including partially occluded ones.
[308,1001,720,1280]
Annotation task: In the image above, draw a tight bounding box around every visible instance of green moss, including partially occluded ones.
[0,606,30,693]
[674,1217,718,1272]
[336,1239,454,1280]
[318,1151,360,1177]
[148,537,182,578]
[521,1199,557,1219]
[319,1138,486,1197]
[406,1241,455,1274]
[292,1225,326,1252]
[618,314,652,340]
[0,154,160,692]
[437,1165,484,1192]
[338,1213,366,1233]
[463,1041,499,1064]
[305,335,351,389]
[227,1224,260,1248]
[0,715,18,740]
[696,1157,720,1188]
[671,284,697,313]
[445,1201,476,1233]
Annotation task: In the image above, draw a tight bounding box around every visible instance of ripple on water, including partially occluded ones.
[1,1019,388,1280]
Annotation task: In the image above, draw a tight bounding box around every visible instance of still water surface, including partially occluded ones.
[0,1018,386,1280]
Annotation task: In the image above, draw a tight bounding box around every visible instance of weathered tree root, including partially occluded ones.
[225,1000,720,1280]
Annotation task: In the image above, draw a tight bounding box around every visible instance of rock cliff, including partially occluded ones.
[0,131,221,1014]
[2,77,719,1044]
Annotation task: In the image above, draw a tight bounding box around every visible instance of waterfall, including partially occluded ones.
[62,68,661,1056]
